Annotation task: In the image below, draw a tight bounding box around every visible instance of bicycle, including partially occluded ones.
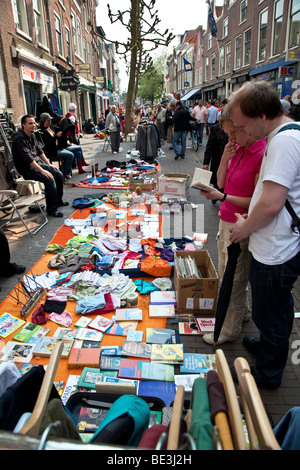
[189,121,199,152]
[102,128,111,152]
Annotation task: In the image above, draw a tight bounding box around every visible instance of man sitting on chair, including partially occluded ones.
[12,114,68,218]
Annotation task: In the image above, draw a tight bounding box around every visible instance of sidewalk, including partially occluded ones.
[1,132,300,427]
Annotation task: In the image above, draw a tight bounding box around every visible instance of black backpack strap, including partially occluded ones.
[285,199,300,234]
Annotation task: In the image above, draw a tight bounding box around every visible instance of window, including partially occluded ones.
[225,42,231,74]
[223,17,228,38]
[235,35,241,69]
[211,54,215,79]
[33,0,46,45]
[208,33,212,50]
[258,9,268,61]
[240,0,247,23]
[83,38,87,63]
[219,47,224,75]
[11,0,29,35]
[65,26,72,63]
[54,12,63,56]
[289,0,300,48]
[273,0,284,55]
[71,11,77,54]
[88,44,91,67]
[205,57,209,81]
[244,28,251,66]
[77,18,83,58]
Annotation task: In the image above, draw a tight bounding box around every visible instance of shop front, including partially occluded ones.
[249,58,297,98]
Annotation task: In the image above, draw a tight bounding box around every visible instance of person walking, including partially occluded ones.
[199,107,266,346]
[165,103,175,149]
[193,99,207,145]
[172,101,191,160]
[105,105,121,154]
[229,81,300,389]
[155,103,166,145]
[206,102,219,131]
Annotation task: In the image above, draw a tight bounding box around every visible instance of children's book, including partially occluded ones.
[180,353,216,374]
[1,341,34,363]
[33,337,73,358]
[74,317,92,328]
[53,327,77,339]
[150,343,184,362]
[137,381,176,407]
[113,308,143,322]
[191,167,214,191]
[100,345,122,356]
[149,304,175,319]
[13,322,41,343]
[194,317,216,334]
[106,321,138,336]
[150,291,176,306]
[0,312,25,338]
[74,328,103,343]
[68,347,101,369]
[141,362,175,382]
[78,367,103,390]
[100,355,121,371]
[121,341,152,359]
[118,358,144,379]
[88,315,114,333]
[178,322,200,335]
[126,330,143,342]
[146,328,180,344]
[26,326,51,344]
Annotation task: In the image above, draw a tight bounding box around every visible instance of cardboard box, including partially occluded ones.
[174,251,218,315]
[158,173,189,196]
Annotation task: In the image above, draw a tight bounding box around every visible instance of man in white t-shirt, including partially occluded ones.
[228,81,300,389]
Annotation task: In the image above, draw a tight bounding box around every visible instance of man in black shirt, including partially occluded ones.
[12,115,68,217]
[172,101,191,159]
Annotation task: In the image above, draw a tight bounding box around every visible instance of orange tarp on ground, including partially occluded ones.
[0,206,166,384]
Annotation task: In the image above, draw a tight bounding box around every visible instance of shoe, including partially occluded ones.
[47,210,64,217]
[169,146,173,150]
[230,365,279,389]
[242,335,260,355]
[58,201,69,207]
[113,151,118,154]
[65,174,72,180]
[174,154,181,160]
[181,155,185,159]
[11,263,26,275]
[202,332,238,345]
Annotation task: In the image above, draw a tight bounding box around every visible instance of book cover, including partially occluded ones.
[53,327,77,339]
[100,345,122,356]
[180,353,216,374]
[74,328,103,343]
[126,330,143,342]
[150,343,184,362]
[121,341,152,359]
[118,358,144,379]
[174,374,204,392]
[113,308,143,322]
[1,341,34,363]
[191,167,214,191]
[149,304,175,319]
[78,367,103,390]
[68,347,101,369]
[13,322,40,342]
[73,340,102,349]
[61,375,80,406]
[33,337,73,358]
[178,322,200,335]
[137,381,176,407]
[195,317,216,334]
[74,317,92,328]
[146,328,180,344]
[26,326,51,344]
[106,321,138,336]
[100,355,121,370]
[101,376,139,387]
[141,362,175,382]
[150,291,176,306]
[88,315,113,333]
[0,312,25,338]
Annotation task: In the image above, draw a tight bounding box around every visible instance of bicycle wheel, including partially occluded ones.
[192,130,199,151]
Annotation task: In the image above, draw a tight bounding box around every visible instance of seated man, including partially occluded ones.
[12,114,68,217]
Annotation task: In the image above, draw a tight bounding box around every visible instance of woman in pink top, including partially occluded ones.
[200,107,267,345]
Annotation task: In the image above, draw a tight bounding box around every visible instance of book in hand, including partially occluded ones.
[151,343,184,362]
[191,167,214,192]
[68,347,101,369]
[146,327,180,344]
[121,341,152,359]
[149,304,175,319]
[141,362,175,382]
[194,317,215,334]
[113,308,143,322]
[180,353,216,374]
[118,358,144,380]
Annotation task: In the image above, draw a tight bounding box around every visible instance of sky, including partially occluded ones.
[96,0,210,91]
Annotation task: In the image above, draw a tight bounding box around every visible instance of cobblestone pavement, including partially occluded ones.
[1,131,299,427]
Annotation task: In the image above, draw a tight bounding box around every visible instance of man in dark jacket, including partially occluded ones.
[172,101,191,159]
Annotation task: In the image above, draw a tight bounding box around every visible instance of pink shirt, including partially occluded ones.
[193,106,207,123]
[219,138,267,223]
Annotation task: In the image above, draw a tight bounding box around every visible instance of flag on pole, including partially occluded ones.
[183,57,193,71]
[208,0,218,37]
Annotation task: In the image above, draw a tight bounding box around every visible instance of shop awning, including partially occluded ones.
[180,87,202,101]
[249,58,294,76]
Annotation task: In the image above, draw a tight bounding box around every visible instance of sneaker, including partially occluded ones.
[47,210,64,218]
[202,332,238,345]
[174,154,181,160]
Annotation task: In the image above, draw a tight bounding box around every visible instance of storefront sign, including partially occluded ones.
[279,66,294,77]
[21,64,53,92]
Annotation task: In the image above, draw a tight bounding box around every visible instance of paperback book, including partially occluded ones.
[138,381,176,407]
[180,353,216,374]
[113,308,143,322]
[118,358,144,380]
[121,341,152,359]
[100,355,121,371]
[191,167,214,191]
[74,317,92,328]
[126,330,143,342]
[150,343,184,362]
[74,328,103,343]
[178,322,200,335]
[150,291,176,306]
[88,315,114,333]
[68,347,101,369]
[149,304,175,319]
[73,339,102,349]
[106,321,138,336]
[33,337,73,358]
[13,323,47,343]
[141,362,175,382]
[53,327,77,339]
[100,345,122,356]
[0,312,25,338]
[0,341,34,363]
[78,367,103,390]
[146,328,180,344]
[194,317,215,334]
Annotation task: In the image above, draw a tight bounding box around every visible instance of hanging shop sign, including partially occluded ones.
[21,63,53,93]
